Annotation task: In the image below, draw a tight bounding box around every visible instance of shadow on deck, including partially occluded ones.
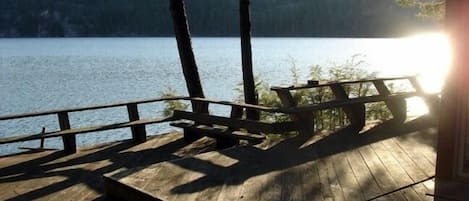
[0,132,218,201]
[0,115,437,201]
[105,115,437,201]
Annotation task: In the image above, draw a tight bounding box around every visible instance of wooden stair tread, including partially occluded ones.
[170,121,265,142]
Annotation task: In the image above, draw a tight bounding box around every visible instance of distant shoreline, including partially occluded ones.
[0,29,443,39]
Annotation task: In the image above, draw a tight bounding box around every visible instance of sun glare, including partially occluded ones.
[406,32,452,93]
[365,32,452,116]
[403,32,452,116]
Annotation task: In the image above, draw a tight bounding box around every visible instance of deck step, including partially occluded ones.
[104,145,247,201]
[170,121,265,142]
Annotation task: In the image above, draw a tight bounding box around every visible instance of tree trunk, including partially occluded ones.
[169,0,208,113]
[240,0,259,120]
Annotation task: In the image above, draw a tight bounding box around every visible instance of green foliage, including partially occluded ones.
[396,0,445,20]
[160,88,189,116]
[163,55,397,132]
[247,55,393,131]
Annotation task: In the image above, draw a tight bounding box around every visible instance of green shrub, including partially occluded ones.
[160,88,189,116]
[163,55,394,132]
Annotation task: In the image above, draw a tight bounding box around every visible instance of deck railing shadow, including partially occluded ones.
[168,114,436,196]
[0,133,217,201]
[0,114,436,200]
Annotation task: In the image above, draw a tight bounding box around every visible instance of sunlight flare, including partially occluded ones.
[404,32,452,116]
[406,32,452,93]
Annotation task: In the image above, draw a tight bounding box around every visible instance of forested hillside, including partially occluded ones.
[0,0,437,37]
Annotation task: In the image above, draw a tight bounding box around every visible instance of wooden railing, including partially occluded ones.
[0,96,188,154]
[0,76,440,154]
[270,76,439,134]
[0,96,287,153]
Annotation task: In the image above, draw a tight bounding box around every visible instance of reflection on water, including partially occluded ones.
[0,33,451,154]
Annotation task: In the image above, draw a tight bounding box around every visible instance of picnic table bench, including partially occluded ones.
[270,75,439,134]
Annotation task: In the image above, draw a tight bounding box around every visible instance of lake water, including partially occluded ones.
[0,35,450,155]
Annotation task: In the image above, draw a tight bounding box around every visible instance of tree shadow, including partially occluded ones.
[0,114,436,200]
[0,133,217,201]
[168,115,436,197]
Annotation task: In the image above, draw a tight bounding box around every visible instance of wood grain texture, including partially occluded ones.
[0,116,437,201]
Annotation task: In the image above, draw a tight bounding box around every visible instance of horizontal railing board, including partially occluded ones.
[187,97,280,112]
[281,92,421,114]
[270,76,415,91]
[0,96,188,121]
[0,96,281,121]
[0,116,174,145]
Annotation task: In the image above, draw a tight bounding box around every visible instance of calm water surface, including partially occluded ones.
[0,36,450,154]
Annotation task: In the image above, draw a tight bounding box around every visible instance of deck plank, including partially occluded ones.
[259,170,284,201]
[316,157,334,201]
[322,156,346,201]
[380,137,428,182]
[333,151,365,201]
[370,141,423,201]
[238,174,263,201]
[392,137,435,177]
[299,160,324,201]
[280,166,303,201]
[358,145,407,201]
[215,177,244,201]
[191,153,237,201]
[346,148,383,200]
[0,116,438,201]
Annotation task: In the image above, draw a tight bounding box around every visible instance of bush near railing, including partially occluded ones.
[164,55,398,132]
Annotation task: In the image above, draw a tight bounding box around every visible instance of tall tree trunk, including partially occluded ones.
[169,0,208,113]
[240,0,259,120]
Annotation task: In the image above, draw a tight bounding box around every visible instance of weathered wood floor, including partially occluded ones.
[0,132,218,201]
[0,116,437,201]
[106,116,437,201]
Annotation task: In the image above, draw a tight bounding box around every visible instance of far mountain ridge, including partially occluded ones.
[0,0,439,37]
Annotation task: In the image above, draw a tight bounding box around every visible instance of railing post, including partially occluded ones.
[58,112,76,154]
[408,76,425,94]
[127,103,146,143]
[372,80,406,123]
[408,77,440,115]
[330,83,365,133]
[274,89,314,136]
[40,127,45,149]
[217,105,244,148]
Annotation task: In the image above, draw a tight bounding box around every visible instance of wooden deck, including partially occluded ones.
[0,132,218,201]
[0,116,437,201]
[106,116,437,201]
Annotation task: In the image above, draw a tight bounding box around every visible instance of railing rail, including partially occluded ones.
[0,76,439,154]
[0,96,188,121]
[270,76,416,91]
[0,96,191,154]
[0,96,284,154]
